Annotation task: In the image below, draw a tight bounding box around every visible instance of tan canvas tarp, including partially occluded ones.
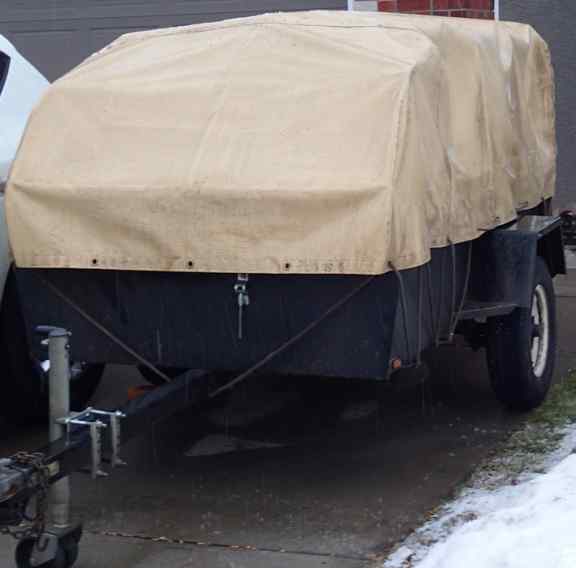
[6,11,556,275]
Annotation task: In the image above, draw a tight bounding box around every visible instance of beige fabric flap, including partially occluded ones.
[6,11,556,275]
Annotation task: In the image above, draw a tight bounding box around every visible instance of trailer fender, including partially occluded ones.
[467,216,565,309]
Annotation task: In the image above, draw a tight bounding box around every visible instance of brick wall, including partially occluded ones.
[375,0,494,18]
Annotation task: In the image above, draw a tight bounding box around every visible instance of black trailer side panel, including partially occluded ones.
[16,270,400,379]
[14,244,469,380]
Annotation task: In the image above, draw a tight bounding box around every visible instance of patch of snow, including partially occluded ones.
[384,425,576,568]
[386,546,415,568]
[414,454,576,568]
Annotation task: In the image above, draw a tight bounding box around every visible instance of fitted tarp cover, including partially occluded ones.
[6,11,556,275]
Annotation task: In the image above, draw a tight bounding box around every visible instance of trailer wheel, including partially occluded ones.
[486,257,556,411]
[0,271,104,423]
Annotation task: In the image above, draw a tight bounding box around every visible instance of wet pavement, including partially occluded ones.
[1,270,575,568]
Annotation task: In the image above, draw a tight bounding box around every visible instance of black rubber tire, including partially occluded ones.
[486,257,556,411]
[0,271,104,423]
[15,538,68,568]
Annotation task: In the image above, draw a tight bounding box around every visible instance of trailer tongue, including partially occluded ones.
[0,332,267,568]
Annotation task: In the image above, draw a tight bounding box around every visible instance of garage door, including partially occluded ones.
[0,1,345,81]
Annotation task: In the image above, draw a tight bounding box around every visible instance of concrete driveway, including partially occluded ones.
[1,269,575,568]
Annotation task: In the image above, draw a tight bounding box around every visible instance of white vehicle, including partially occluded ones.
[0,35,49,297]
[0,36,103,421]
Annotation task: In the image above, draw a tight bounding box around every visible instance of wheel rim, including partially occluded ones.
[530,284,550,378]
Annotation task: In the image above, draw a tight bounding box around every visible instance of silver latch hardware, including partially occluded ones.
[234,273,250,340]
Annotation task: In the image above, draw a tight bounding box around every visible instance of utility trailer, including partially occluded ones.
[0,214,565,568]
[0,11,564,567]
